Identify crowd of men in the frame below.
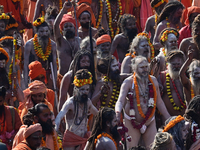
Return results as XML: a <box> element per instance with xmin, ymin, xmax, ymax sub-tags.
<box><xmin>1</xmin><ymin>0</ymin><xmax>200</xmax><ymax>149</ymax></box>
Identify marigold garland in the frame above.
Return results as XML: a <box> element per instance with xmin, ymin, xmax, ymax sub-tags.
<box><xmin>0</xmin><ymin>36</ymin><xmax>14</xmax><ymax>42</ymax></box>
<box><xmin>137</xmin><ymin>33</ymin><xmax>155</xmax><ymax>59</ymax></box>
<box><xmin>96</xmin><ymin>0</ymin><xmax>103</xmax><ymax>29</ymax></box>
<box><xmin>165</xmin><ymin>17</ymin><xmax>180</xmax><ymax>31</ymax></box>
<box><xmin>0</xmin><ymin>13</ymin><xmax>10</xmax><ymax>20</ymax></box>
<box><xmin>153</xmin><ymin>0</ymin><xmax>168</xmax><ymax>8</ymax></box>
<box><xmin>166</xmin><ymin>73</ymin><xmax>186</xmax><ymax>111</ymax></box>
<box><xmin>94</xmin><ymin>132</ymin><xmax>118</xmax><ymax>150</ymax></box>
<box><xmin>155</xmin><ymin>14</ymin><xmax>158</xmax><ymax>24</ymax></box>
<box><xmin>162</xmin><ymin>115</ymin><xmax>184</xmax><ymax>132</ymax></box>
<box><xmin>100</xmin><ymin>76</ymin><xmax>120</xmax><ymax>109</ymax></box>
<box><xmin>160</xmin><ymin>29</ymin><xmax>178</xmax><ymax>43</ymax></box>
<box><xmin>0</xmin><ymin>48</ymin><xmax>9</xmax><ymax>63</ymax></box>
<box><xmin>33</xmin><ymin>34</ymin><xmax>52</xmax><ymax>61</ymax></box>
<box><xmin>133</xmin><ymin>73</ymin><xmax>157</xmax><ymax>119</ymax></box>
<box><xmin>105</xmin><ymin>0</ymin><xmax>122</xmax><ymax>39</ymax></box>
<box><xmin>73</xmin><ymin>72</ymin><xmax>93</xmax><ymax>87</ymax></box>
<box><xmin>5</xmin><ymin>22</ymin><xmax>19</xmax><ymax>31</ymax></box>
<box><xmin>33</xmin><ymin>16</ymin><xmax>45</xmax><ymax>27</ymax></box>
<box><xmin>41</xmin><ymin>132</ymin><xmax>61</xmax><ymax>150</ymax></box>
<box><xmin>125</xmin><ymin>52</ymin><xmax>151</xmax><ymax>63</ymax></box>
<box><xmin>59</xmin><ymin>0</ymin><xmax>63</xmax><ymax>11</ymax></box>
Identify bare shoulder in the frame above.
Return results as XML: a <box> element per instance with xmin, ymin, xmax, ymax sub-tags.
<box><xmin>150</xmin><ymin>75</ymin><xmax>159</xmax><ymax>85</ymax></box>
<box><xmin>122</xmin><ymin>56</ymin><xmax>132</xmax><ymax>63</ymax></box>
<box><xmin>50</xmin><ymin>39</ymin><xmax>56</xmax><ymax>46</ymax></box>
<box><xmin>96</xmin><ymin>136</ymin><xmax>117</xmax><ymax>150</ymax></box>
<box><xmin>63</xmin><ymin>96</ymin><xmax>74</xmax><ymax>107</ymax></box>
<box><xmin>181</xmin><ymin>37</ymin><xmax>193</xmax><ymax>44</ymax></box>
<box><xmin>123</xmin><ymin>75</ymin><xmax>133</xmax><ymax>84</ymax></box>
<box><xmin>63</xmin><ymin>70</ymin><xmax>72</xmax><ymax>80</ymax></box>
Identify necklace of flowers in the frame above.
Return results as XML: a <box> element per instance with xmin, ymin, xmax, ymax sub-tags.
<box><xmin>41</xmin><ymin>132</ymin><xmax>61</xmax><ymax>150</ymax></box>
<box><xmin>125</xmin><ymin>52</ymin><xmax>151</xmax><ymax>63</ymax></box>
<box><xmin>162</xmin><ymin>48</ymin><xmax>166</xmax><ymax>57</ymax></box>
<box><xmin>96</xmin><ymin>0</ymin><xmax>103</xmax><ymax>29</ymax></box>
<box><xmin>0</xmin><ymin>36</ymin><xmax>13</xmax><ymax>42</ymax></box>
<box><xmin>155</xmin><ymin>14</ymin><xmax>158</xmax><ymax>24</ymax></box>
<box><xmin>105</xmin><ymin>0</ymin><xmax>122</xmax><ymax>39</ymax></box>
<box><xmin>33</xmin><ymin>34</ymin><xmax>52</xmax><ymax>61</ymax></box>
<box><xmin>127</xmin><ymin>73</ymin><xmax>157</xmax><ymax>130</ymax></box>
<box><xmin>166</xmin><ymin>17</ymin><xmax>180</xmax><ymax>31</ymax></box>
<box><xmin>100</xmin><ymin>76</ymin><xmax>120</xmax><ymax>109</ymax></box>
<box><xmin>59</xmin><ymin>0</ymin><xmax>62</xmax><ymax>11</ymax></box>
<box><xmin>94</xmin><ymin>132</ymin><xmax>118</xmax><ymax>150</ymax></box>
<box><xmin>166</xmin><ymin>73</ymin><xmax>186</xmax><ymax>111</ymax></box>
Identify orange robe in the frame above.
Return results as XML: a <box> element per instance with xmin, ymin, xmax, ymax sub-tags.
<box><xmin>63</xmin><ymin>130</ymin><xmax>90</xmax><ymax>150</ymax></box>
<box><xmin>13</xmin><ymin>127</ymin><xmax>59</xmax><ymax>150</ymax></box>
<box><xmin>0</xmin><ymin>0</ymin><xmax>22</xmax><ymax>22</ymax></box>
<box><xmin>46</xmin><ymin>88</ymin><xmax>55</xmax><ymax>107</ymax></box>
<box><xmin>12</xmin><ymin>140</ymin><xmax>32</xmax><ymax>150</ymax></box>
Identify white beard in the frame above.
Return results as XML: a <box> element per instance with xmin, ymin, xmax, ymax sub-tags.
<box><xmin>168</xmin><ymin>63</ymin><xmax>179</xmax><ymax>80</ymax></box>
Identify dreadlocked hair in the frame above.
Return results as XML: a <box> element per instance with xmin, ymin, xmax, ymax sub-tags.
<box><xmin>86</xmin><ymin>107</ymin><xmax>115</xmax><ymax>150</ymax></box>
<box><xmin>34</xmin><ymin>21</ymin><xmax>49</xmax><ymax>33</ymax></box>
<box><xmin>72</xmin><ymin>50</ymin><xmax>96</xmax><ymax>85</ymax></box>
<box><xmin>118</xmin><ymin>14</ymin><xmax>136</xmax><ymax>33</ymax></box>
<box><xmin>184</xmin><ymin>95</ymin><xmax>200</xmax><ymax>123</ymax></box>
<box><xmin>28</xmin><ymin>103</ymin><xmax>49</xmax><ymax>117</ymax></box>
<box><xmin>22</xmin><ymin>112</ymin><xmax>34</xmax><ymax>127</ymax></box>
<box><xmin>94</xmin><ymin>27</ymin><xmax>108</xmax><ymax>38</ymax></box>
<box><xmin>192</xmin><ymin>14</ymin><xmax>200</xmax><ymax>36</ymax></box>
<box><xmin>45</xmin><ymin>5</ymin><xmax>59</xmax><ymax>20</ymax></box>
<box><xmin>157</xmin><ymin>1</ymin><xmax>184</xmax><ymax>26</ymax></box>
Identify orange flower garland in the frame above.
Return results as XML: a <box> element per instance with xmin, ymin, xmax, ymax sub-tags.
<box><xmin>133</xmin><ymin>72</ymin><xmax>157</xmax><ymax>119</ymax></box>
<box><xmin>137</xmin><ymin>32</ymin><xmax>155</xmax><ymax>59</ymax></box>
<box><xmin>105</xmin><ymin>0</ymin><xmax>122</xmax><ymax>39</ymax></box>
<box><xmin>33</xmin><ymin>16</ymin><xmax>45</xmax><ymax>27</ymax></box>
<box><xmin>33</xmin><ymin>34</ymin><xmax>52</xmax><ymax>61</ymax></box>
<box><xmin>5</xmin><ymin>22</ymin><xmax>19</xmax><ymax>31</ymax></box>
<box><xmin>125</xmin><ymin>52</ymin><xmax>136</xmax><ymax>58</ymax></box>
<box><xmin>73</xmin><ymin>72</ymin><xmax>93</xmax><ymax>87</ymax></box>
<box><xmin>162</xmin><ymin>115</ymin><xmax>184</xmax><ymax>132</ymax></box>
<box><xmin>59</xmin><ymin>0</ymin><xmax>63</xmax><ymax>11</ymax></box>
<box><xmin>94</xmin><ymin>132</ymin><xmax>117</xmax><ymax>150</ymax></box>
<box><xmin>162</xmin><ymin>48</ymin><xmax>166</xmax><ymax>57</ymax></box>
<box><xmin>166</xmin><ymin>17</ymin><xmax>179</xmax><ymax>31</ymax></box>
<box><xmin>41</xmin><ymin>132</ymin><xmax>61</xmax><ymax>150</ymax></box>
<box><xmin>96</xmin><ymin>0</ymin><xmax>103</xmax><ymax>29</ymax></box>
<box><xmin>0</xmin><ymin>13</ymin><xmax>10</xmax><ymax>20</ymax></box>
<box><xmin>0</xmin><ymin>36</ymin><xmax>14</xmax><ymax>42</ymax></box>
<box><xmin>160</xmin><ymin>29</ymin><xmax>178</xmax><ymax>43</ymax></box>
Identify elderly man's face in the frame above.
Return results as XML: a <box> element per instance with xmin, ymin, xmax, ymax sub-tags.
<box><xmin>37</xmin><ymin>26</ymin><xmax>50</xmax><ymax>38</ymax></box>
<box><xmin>136</xmin><ymin>40</ymin><xmax>150</xmax><ymax>59</ymax></box>
<box><xmin>165</xmin><ymin>33</ymin><xmax>178</xmax><ymax>51</ymax></box>
<box><xmin>192</xmin><ymin>65</ymin><xmax>200</xmax><ymax>79</ymax></box>
<box><xmin>79</xmin><ymin>55</ymin><xmax>90</xmax><ymax>69</ymax></box>
<box><xmin>31</xmin><ymin>93</ymin><xmax>45</xmax><ymax>105</ymax></box>
<box><xmin>79</xmin><ymin>12</ymin><xmax>91</xmax><ymax>29</ymax></box>
<box><xmin>97</xmin><ymin>42</ymin><xmax>111</xmax><ymax>58</ymax></box>
<box><xmin>135</xmin><ymin>59</ymin><xmax>149</xmax><ymax>79</ymax></box>
<box><xmin>0</xmin><ymin>60</ymin><xmax>6</xmax><ymax>68</ymax></box>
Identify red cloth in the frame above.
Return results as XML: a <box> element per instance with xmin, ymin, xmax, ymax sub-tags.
<box><xmin>140</xmin><ymin>0</ymin><xmax>153</xmax><ymax>31</ymax></box>
<box><xmin>62</xmin><ymin>130</ymin><xmax>90</xmax><ymax>150</ymax></box>
<box><xmin>28</xmin><ymin>61</ymin><xmax>47</xmax><ymax>84</ymax></box>
<box><xmin>77</xmin><ymin>0</ymin><xmax>92</xmax><ymax>5</ymax></box>
<box><xmin>96</xmin><ymin>34</ymin><xmax>111</xmax><ymax>46</ymax></box>
<box><xmin>59</xmin><ymin>14</ymin><xmax>76</xmax><ymax>31</ymax></box>
<box><xmin>76</xmin><ymin>3</ymin><xmax>96</xmax><ymax>27</ymax></box>
<box><xmin>185</xmin><ymin>6</ymin><xmax>200</xmax><ymax>25</ymax></box>
<box><xmin>178</xmin><ymin>25</ymin><xmax>191</xmax><ymax>46</ymax></box>
<box><xmin>0</xmin><ymin>0</ymin><xmax>21</xmax><ymax>22</ymax></box>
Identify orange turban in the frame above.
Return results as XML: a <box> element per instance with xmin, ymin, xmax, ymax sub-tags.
<box><xmin>96</xmin><ymin>34</ymin><xmax>111</xmax><ymax>46</ymax></box>
<box><xmin>28</xmin><ymin>61</ymin><xmax>47</xmax><ymax>83</ymax></box>
<box><xmin>77</xmin><ymin>0</ymin><xmax>92</xmax><ymax>5</ymax></box>
<box><xmin>185</xmin><ymin>6</ymin><xmax>200</xmax><ymax>26</ymax></box>
<box><xmin>28</xmin><ymin>80</ymin><xmax>47</xmax><ymax>95</ymax></box>
<box><xmin>76</xmin><ymin>3</ymin><xmax>96</xmax><ymax>27</ymax></box>
<box><xmin>24</xmin><ymin>123</ymin><xmax>42</xmax><ymax>139</ymax></box>
<box><xmin>59</xmin><ymin>14</ymin><xmax>76</xmax><ymax>31</ymax></box>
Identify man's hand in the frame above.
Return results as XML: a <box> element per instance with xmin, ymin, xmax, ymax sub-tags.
<box><xmin>101</xmin><ymin>83</ymin><xmax>110</xmax><ymax>94</ymax></box>
<box><xmin>188</xmin><ymin>46</ymin><xmax>194</xmax><ymax>60</ymax></box>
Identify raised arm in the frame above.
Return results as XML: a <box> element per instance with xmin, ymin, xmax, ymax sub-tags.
<box><xmin>110</xmin><ymin>35</ymin><xmax>120</xmax><ymax>55</ymax></box>
<box><xmin>153</xmin><ymin>76</ymin><xmax>170</xmax><ymax>121</ymax></box>
<box><xmin>24</xmin><ymin>41</ymin><xmax>32</xmax><ymax>88</ymax></box>
<box><xmin>51</xmin><ymin>41</ymin><xmax>57</xmax><ymax>87</ymax></box>
<box><xmin>54</xmin><ymin>1</ymin><xmax>72</xmax><ymax>42</ymax></box>
<box><xmin>115</xmin><ymin>78</ymin><xmax>130</xmax><ymax>121</ymax></box>
<box><xmin>153</xmin><ymin>23</ymin><xmax>166</xmax><ymax>50</ymax></box>
<box><xmin>91</xmin><ymin>81</ymin><xmax>103</xmax><ymax>105</ymax></box>
<box><xmin>58</xmin><ymin>71</ymin><xmax>71</xmax><ymax>111</ymax></box>
<box><xmin>179</xmin><ymin>48</ymin><xmax>194</xmax><ymax>90</ymax></box>
<box><xmin>55</xmin><ymin>98</ymin><xmax>73</xmax><ymax>132</ymax></box>
<box><xmin>121</xmin><ymin>56</ymin><xmax>131</xmax><ymax>73</ymax></box>
<box><xmin>33</xmin><ymin>0</ymin><xmax>43</xmax><ymax>22</ymax></box>
<box><xmin>88</xmin><ymin>99</ymin><xmax>98</xmax><ymax>116</ymax></box>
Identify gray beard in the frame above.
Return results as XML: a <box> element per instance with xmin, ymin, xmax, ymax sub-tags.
<box><xmin>190</xmin><ymin>76</ymin><xmax>200</xmax><ymax>95</ymax></box>
<box><xmin>37</xmin><ymin>36</ymin><xmax>49</xmax><ymax>50</ymax></box>
<box><xmin>168</xmin><ymin>64</ymin><xmax>179</xmax><ymax>80</ymax></box>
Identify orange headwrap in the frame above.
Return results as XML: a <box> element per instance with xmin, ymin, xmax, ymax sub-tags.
<box><xmin>185</xmin><ymin>6</ymin><xmax>200</xmax><ymax>26</ymax></box>
<box><xmin>96</xmin><ymin>34</ymin><xmax>111</xmax><ymax>46</ymax></box>
<box><xmin>76</xmin><ymin>3</ymin><xmax>96</xmax><ymax>27</ymax></box>
<box><xmin>24</xmin><ymin>123</ymin><xmax>42</xmax><ymax>139</ymax></box>
<box><xmin>28</xmin><ymin>61</ymin><xmax>47</xmax><ymax>84</ymax></box>
<box><xmin>28</xmin><ymin>80</ymin><xmax>47</xmax><ymax>95</ymax></box>
<box><xmin>77</xmin><ymin>0</ymin><xmax>92</xmax><ymax>5</ymax></box>
<box><xmin>59</xmin><ymin>14</ymin><xmax>76</xmax><ymax>31</ymax></box>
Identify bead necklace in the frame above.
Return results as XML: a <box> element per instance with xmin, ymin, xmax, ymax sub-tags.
<box><xmin>166</xmin><ymin>17</ymin><xmax>180</xmax><ymax>31</ymax></box>
<box><xmin>33</xmin><ymin>34</ymin><xmax>52</xmax><ymax>61</ymax></box>
<box><xmin>96</xmin><ymin>0</ymin><xmax>103</xmax><ymax>28</ymax></box>
<box><xmin>100</xmin><ymin>76</ymin><xmax>120</xmax><ymax>109</ymax></box>
<box><xmin>105</xmin><ymin>0</ymin><xmax>122</xmax><ymax>38</ymax></box>
<box><xmin>166</xmin><ymin>73</ymin><xmax>186</xmax><ymax>111</ymax></box>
